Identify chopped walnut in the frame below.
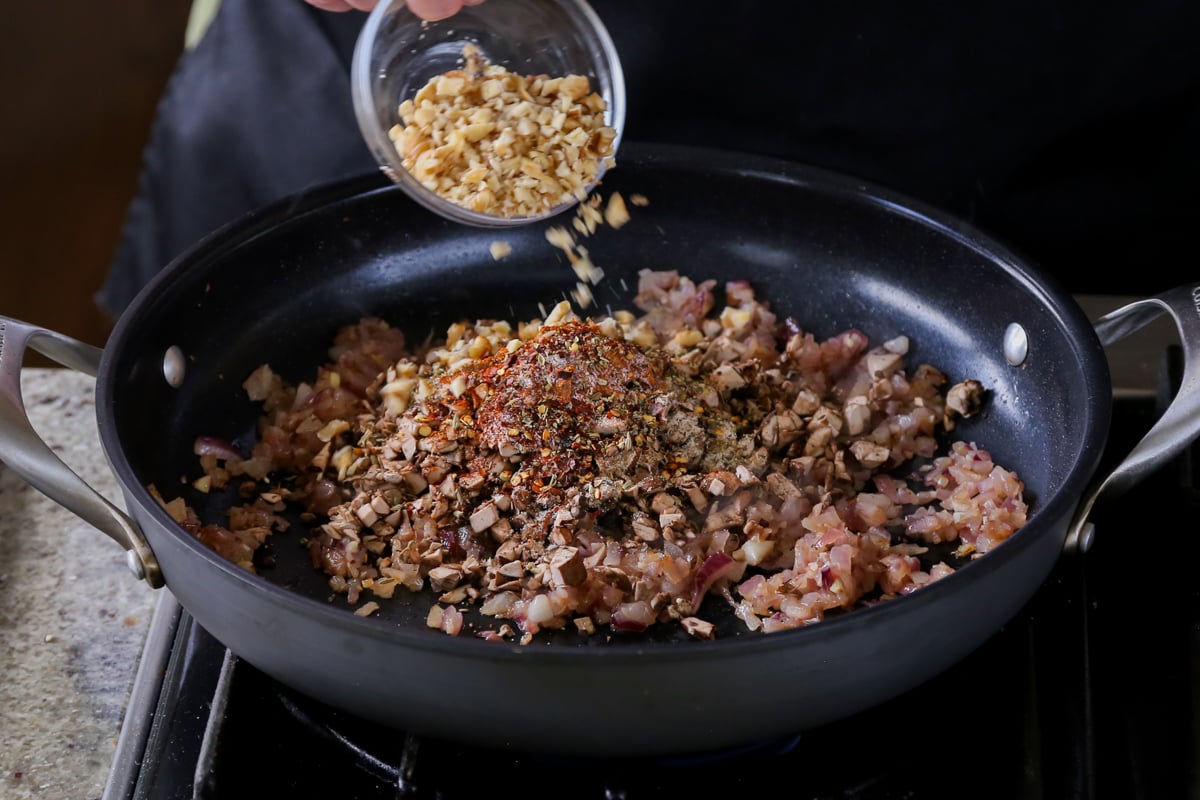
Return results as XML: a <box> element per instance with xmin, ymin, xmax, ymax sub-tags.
<box><xmin>681</xmin><ymin>617</ymin><xmax>716</xmax><ymax>639</ymax></box>
<box><xmin>354</xmin><ymin>601</ymin><xmax>381</xmax><ymax>617</ymax></box>
<box><xmin>603</xmin><ymin>192</ymin><xmax>630</xmax><ymax>228</ymax></box>
<box><xmin>390</xmin><ymin>45</ymin><xmax>616</xmax><ymax>218</ymax></box>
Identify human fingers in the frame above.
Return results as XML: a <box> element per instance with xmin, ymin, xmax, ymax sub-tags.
<box><xmin>304</xmin><ymin>0</ymin><xmax>379</xmax><ymax>11</ymax></box>
<box><xmin>406</xmin><ymin>0</ymin><xmax>466</xmax><ymax>21</ymax></box>
<box><xmin>306</xmin><ymin>0</ymin><xmax>474</xmax><ymax>17</ymax></box>
<box><xmin>304</xmin><ymin>0</ymin><xmax>358</xmax><ymax>11</ymax></box>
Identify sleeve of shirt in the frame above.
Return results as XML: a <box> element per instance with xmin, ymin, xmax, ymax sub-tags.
<box><xmin>96</xmin><ymin>0</ymin><xmax>375</xmax><ymax>318</ymax></box>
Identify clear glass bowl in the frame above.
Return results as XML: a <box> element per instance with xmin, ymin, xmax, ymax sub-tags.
<box><xmin>351</xmin><ymin>0</ymin><xmax>626</xmax><ymax>228</ymax></box>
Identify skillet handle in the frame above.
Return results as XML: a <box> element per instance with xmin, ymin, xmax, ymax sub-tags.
<box><xmin>1063</xmin><ymin>284</ymin><xmax>1200</xmax><ymax>554</ymax></box>
<box><xmin>0</xmin><ymin>316</ymin><xmax>163</xmax><ymax>586</ymax></box>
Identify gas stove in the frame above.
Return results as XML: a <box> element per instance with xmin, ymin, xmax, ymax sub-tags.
<box><xmin>102</xmin><ymin>297</ymin><xmax>1200</xmax><ymax>800</ymax></box>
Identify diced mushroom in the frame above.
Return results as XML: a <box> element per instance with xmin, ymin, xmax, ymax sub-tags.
<box><xmin>711</xmin><ymin>364</ymin><xmax>747</xmax><ymax>391</ymax></box>
<box><xmin>765</xmin><ymin>472</ymin><xmax>802</xmax><ymax>499</ymax></box>
<box><xmin>469</xmin><ymin>501</ymin><xmax>499</xmax><ymax>532</ymax></box>
<box><xmin>760</xmin><ymin>410</ymin><xmax>804</xmax><ymax>451</ymax></box>
<box><xmin>649</xmin><ymin>492</ymin><xmax>679</xmax><ymax>515</ymax></box>
<box><xmin>843</xmin><ymin>396</ymin><xmax>873</xmax><ymax>436</ymax></box>
<box><xmin>850</xmin><ymin>440</ymin><xmax>891</xmax><ymax>469</ymax></box>
<box><xmin>658</xmin><ymin>509</ymin><xmax>686</xmax><ymax>532</ymax></box>
<box><xmin>705</xmin><ymin>470</ymin><xmax>741</xmax><ymax>497</ymax></box>
<box><xmin>548</xmin><ymin>547</ymin><xmax>587</xmax><ymax>588</ymax></box>
<box><xmin>791</xmin><ymin>389</ymin><xmax>821</xmax><ymax>415</ymax></box>
<box><xmin>489</xmin><ymin>517</ymin><xmax>514</xmax><ymax>543</ymax></box>
<box><xmin>428</xmin><ymin>565</ymin><xmax>463</xmax><ymax>592</ymax></box>
<box><xmin>704</xmin><ymin>491</ymin><xmax>753</xmax><ymax>533</ymax></box>
<box><xmin>630</xmin><ymin>512</ymin><xmax>660</xmax><ymax>542</ymax></box>
<box><xmin>355</xmin><ymin>503</ymin><xmax>379</xmax><ymax>527</ymax></box>
<box><xmin>866</xmin><ymin>351</ymin><xmax>904</xmax><ymax>378</ymax></box>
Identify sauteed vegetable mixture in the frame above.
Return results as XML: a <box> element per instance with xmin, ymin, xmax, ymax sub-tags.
<box><xmin>157</xmin><ymin>270</ymin><xmax>1027</xmax><ymax>643</ymax></box>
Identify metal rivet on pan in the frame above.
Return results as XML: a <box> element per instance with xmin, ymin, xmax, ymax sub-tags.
<box><xmin>163</xmin><ymin>345</ymin><xmax>186</xmax><ymax>388</ymax></box>
<box><xmin>1076</xmin><ymin>522</ymin><xmax>1096</xmax><ymax>554</ymax></box>
<box><xmin>125</xmin><ymin>549</ymin><xmax>146</xmax><ymax>580</ymax></box>
<box><xmin>1003</xmin><ymin>323</ymin><xmax>1028</xmax><ymax>366</ymax></box>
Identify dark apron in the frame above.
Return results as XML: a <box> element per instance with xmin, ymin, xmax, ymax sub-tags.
<box><xmin>97</xmin><ymin>0</ymin><xmax>1200</xmax><ymax>316</ymax></box>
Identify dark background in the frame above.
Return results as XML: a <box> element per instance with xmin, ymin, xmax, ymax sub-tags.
<box><xmin>5</xmin><ymin>1</ymin><xmax>1198</xmax><ymax>362</ymax></box>
<box><xmin>1</xmin><ymin>2</ymin><xmax>191</xmax><ymax>358</ymax></box>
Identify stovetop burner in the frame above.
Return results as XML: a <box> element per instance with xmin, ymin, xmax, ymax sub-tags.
<box><xmin>104</xmin><ymin>329</ymin><xmax>1200</xmax><ymax>800</ymax></box>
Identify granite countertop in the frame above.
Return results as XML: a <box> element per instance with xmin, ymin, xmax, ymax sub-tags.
<box><xmin>0</xmin><ymin>369</ymin><xmax>157</xmax><ymax>800</ymax></box>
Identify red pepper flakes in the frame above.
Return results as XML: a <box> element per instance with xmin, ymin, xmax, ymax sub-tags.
<box><xmin>469</xmin><ymin>320</ymin><xmax>663</xmax><ymax>487</ymax></box>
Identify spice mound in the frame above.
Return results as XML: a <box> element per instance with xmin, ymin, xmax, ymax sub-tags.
<box><xmin>390</xmin><ymin>46</ymin><xmax>617</xmax><ymax>218</ymax></box>
<box><xmin>471</xmin><ymin>319</ymin><xmax>667</xmax><ymax>488</ymax></box>
<box><xmin>163</xmin><ymin>270</ymin><xmax>1028</xmax><ymax>644</ymax></box>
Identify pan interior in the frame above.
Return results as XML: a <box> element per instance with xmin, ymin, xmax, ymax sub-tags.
<box><xmin>101</xmin><ymin>144</ymin><xmax>1109</xmax><ymax>646</ymax></box>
